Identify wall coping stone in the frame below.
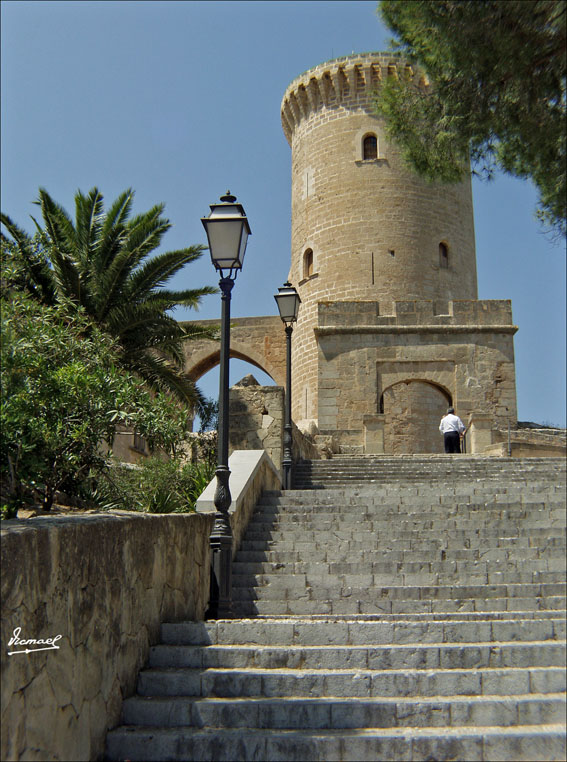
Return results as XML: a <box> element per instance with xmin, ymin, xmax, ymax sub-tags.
<box><xmin>315</xmin><ymin>325</ymin><xmax>518</xmax><ymax>335</ymax></box>
<box><xmin>196</xmin><ymin>450</ymin><xmax>281</xmax><ymax>514</ymax></box>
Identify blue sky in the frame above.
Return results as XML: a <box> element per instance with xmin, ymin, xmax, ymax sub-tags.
<box><xmin>1</xmin><ymin>0</ymin><xmax>565</xmax><ymax>426</ymax></box>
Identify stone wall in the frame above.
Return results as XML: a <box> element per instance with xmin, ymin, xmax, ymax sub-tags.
<box><xmin>1</xmin><ymin>511</ymin><xmax>213</xmax><ymax>761</ymax></box>
<box><xmin>315</xmin><ymin>300</ymin><xmax>518</xmax><ymax>454</ymax></box>
<box><xmin>196</xmin><ymin>449</ymin><xmax>282</xmax><ymax>557</ymax></box>
<box><xmin>228</xmin><ymin>380</ymin><xmax>285</xmax><ymax>470</ymax></box>
<box><xmin>227</xmin><ymin>378</ymin><xmax>322</xmax><ymax>470</ymax></box>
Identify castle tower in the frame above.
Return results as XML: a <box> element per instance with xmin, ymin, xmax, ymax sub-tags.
<box><xmin>281</xmin><ymin>54</ymin><xmax>517</xmax><ymax>453</ymax></box>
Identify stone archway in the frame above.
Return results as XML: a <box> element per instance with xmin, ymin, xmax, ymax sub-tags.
<box><xmin>181</xmin><ymin>316</ymin><xmax>286</xmax><ymax>386</ymax></box>
<box><xmin>381</xmin><ymin>380</ymin><xmax>451</xmax><ymax>454</ymax></box>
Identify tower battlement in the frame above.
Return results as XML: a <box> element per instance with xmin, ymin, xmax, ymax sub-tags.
<box><xmin>281</xmin><ymin>52</ymin><xmax>425</xmax><ymax>144</ymax></box>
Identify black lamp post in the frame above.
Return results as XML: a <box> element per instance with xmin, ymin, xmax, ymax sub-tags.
<box><xmin>274</xmin><ymin>282</ymin><xmax>301</xmax><ymax>490</ymax></box>
<box><xmin>201</xmin><ymin>191</ymin><xmax>251</xmax><ymax>619</ymax></box>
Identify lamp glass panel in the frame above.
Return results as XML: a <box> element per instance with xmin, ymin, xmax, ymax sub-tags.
<box><xmin>205</xmin><ymin>218</ymin><xmax>245</xmax><ymax>269</ymax></box>
<box><xmin>238</xmin><ymin>227</ymin><xmax>249</xmax><ymax>267</ymax></box>
<box><xmin>275</xmin><ymin>292</ymin><xmax>300</xmax><ymax>321</ymax></box>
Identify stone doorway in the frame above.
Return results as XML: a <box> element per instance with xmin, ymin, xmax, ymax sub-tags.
<box><xmin>382</xmin><ymin>380</ymin><xmax>451</xmax><ymax>454</ymax></box>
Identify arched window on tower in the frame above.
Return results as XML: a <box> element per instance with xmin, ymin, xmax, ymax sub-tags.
<box><xmin>363</xmin><ymin>134</ymin><xmax>378</xmax><ymax>160</ymax></box>
<box><xmin>303</xmin><ymin>248</ymin><xmax>314</xmax><ymax>278</ymax></box>
<box><xmin>439</xmin><ymin>242</ymin><xmax>449</xmax><ymax>269</ymax></box>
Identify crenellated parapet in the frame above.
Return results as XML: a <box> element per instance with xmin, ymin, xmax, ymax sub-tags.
<box><xmin>281</xmin><ymin>52</ymin><xmax>424</xmax><ymax>144</ymax></box>
<box><xmin>317</xmin><ymin>300</ymin><xmax>517</xmax><ymax>331</ymax></box>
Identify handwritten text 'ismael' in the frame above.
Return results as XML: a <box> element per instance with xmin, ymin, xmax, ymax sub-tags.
<box><xmin>7</xmin><ymin>627</ymin><xmax>62</xmax><ymax>655</ymax></box>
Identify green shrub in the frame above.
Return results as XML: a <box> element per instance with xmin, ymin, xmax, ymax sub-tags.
<box><xmin>0</xmin><ymin>292</ymin><xmax>191</xmax><ymax>512</ymax></box>
<box><xmin>95</xmin><ymin>455</ymin><xmax>216</xmax><ymax>514</ymax></box>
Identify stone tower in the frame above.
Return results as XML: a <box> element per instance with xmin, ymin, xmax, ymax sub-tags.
<box><xmin>281</xmin><ymin>53</ymin><xmax>518</xmax><ymax>453</ymax></box>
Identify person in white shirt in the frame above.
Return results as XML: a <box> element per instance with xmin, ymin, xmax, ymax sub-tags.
<box><xmin>439</xmin><ymin>407</ymin><xmax>466</xmax><ymax>453</ymax></box>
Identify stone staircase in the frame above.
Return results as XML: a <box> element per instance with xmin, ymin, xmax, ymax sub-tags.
<box><xmin>106</xmin><ymin>456</ymin><xmax>566</xmax><ymax>761</ymax></box>
<box><xmin>292</xmin><ymin>454</ymin><xmax>566</xmax><ymax>489</ymax></box>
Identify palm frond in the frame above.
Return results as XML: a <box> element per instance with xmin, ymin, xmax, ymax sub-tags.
<box><xmin>35</xmin><ymin>189</ymin><xmax>85</xmax><ymax>305</ymax></box>
<box><xmin>106</xmin><ymin>301</ymin><xmax>185</xmax><ymax>340</ymax></box>
<box><xmin>178</xmin><ymin>322</ymin><xmax>220</xmax><ymax>342</ymax></box>
<box><xmin>0</xmin><ymin>213</ymin><xmax>57</xmax><ymax>304</ymax></box>
<box><xmin>100</xmin><ymin>189</ymin><xmax>134</xmax><ymax>243</ymax></box>
<box><xmin>124</xmin><ymin>245</ymin><xmax>208</xmax><ymax>301</ymax></box>
<box><xmin>96</xmin><ymin>189</ymin><xmax>133</xmax><ymax>273</ymax></box>
<box><xmin>135</xmin><ymin>285</ymin><xmax>218</xmax><ymax>313</ymax></box>
<box><xmin>123</xmin><ymin>216</ymin><xmax>172</xmax><ymax>265</ymax></box>
<box><xmin>125</xmin><ymin>350</ymin><xmax>205</xmax><ymax>408</ymax></box>
<box><xmin>36</xmin><ymin>188</ymin><xmax>77</xmax><ymax>257</ymax></box>
<box><xmin>74</xmin><ymin>187</ymin><xmax>104</xmax><ymax>271</ymax></box>
<box><xmin>96</xmin><ymin>214</ymin><xmax>172</xmax><ymax>317</ymax></box>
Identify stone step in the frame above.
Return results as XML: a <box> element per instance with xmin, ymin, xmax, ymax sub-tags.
<box><xmin>293</xmin><ymin>466</ymin><xmax>565</xmax><ymax>472</ymax></box>
<box><xmin>254</xmin><ymin>502</ymin><xmax>565</xmax><ymax>516</ymax></box>
<box><xmin>240</xmin><ymin>532</ymin><xmax>567</xmax><ymax>547</ymax></box>
<box><xmin>237</xmin><ymin>538</ymin><xmax>566</xmax><ymax>554</ymax></box>
<box><xmin>293</xmin><ymin>478</ymin><xmax>565</xmax><ymax>491</ymax></box>
<box><xmin>232</xmin><ymin>571</ymin><xmax>566</xmax><ymax>588</ymax></box>
<box><xmin>146</xmin><ymin>641</ymin><xmax>566</xmax><ymax>671</ymax></box>
<box><xmin>106</xmin><ymin>723</ymin><xmax>567</xmax><ymax>762</ymax></box>
<box><xmin>292</xmin><ymin>457</ymin><xmax>566</xmax><ymax>468</ymax></box>
<box><xmin>292</xmin><ymin>463</ymin><xmax>565</xmax><ymax>473</ymax></box>
<box><xmin>232</xmin><ymin>561</ymin><xmax>566</xmax><ymax>579</ymax></box>
<box><xmin>247</xmin><ymin>511</ymin><xmax>565</xmax><ymax>537</ymax></box>
<box><xmin>236</xmin><ymin>552</ymin><xmax>567</xmax><ymax>567</ymax></box>
<box><xmin>293</xmin><ymin>480</ymin><xmax>564</xmax><ymax>491</ymax></box>
<box><xmin>121</xmin><ymin>693</ymin><xmax>566</xmax><ymax>729</ymax></box>
<box><xmin>291</xmin><ymin>469</ymin><xmax>565</xmax><ymax>478</ymax></box>
<box><xmin>232</xmin><ymin>597</ymin><xmax>567</xmax><ymax>617</ymax></box>
<box><xmin>259</xmin><ymin>489</ymin><xmax>565</xmax><ymax>504</ymax></box>
<box><xmin>260</xmin><ymin>504</ymin><xmax>566</xmax><ymax>517</ymax></box>
<box><xmin>235</xmin><ymin>546</ymin><xmax>567</xmax><ymax>564</ymax></box>
<box><xmin>160</xmin><ymin>615</ymin><xmax>566</xmax><ymax>646</ymax></box>
<box><xmin>231</xmin><ymin>579</ymin><xmax>566</xmax><ymax>599</ymax></box>
<box><xmin>241</xmin><ymin>525</ymin><xmax>565</xmax><ymax>542</ymax></box>
<box><xmin>136</xmin><ymin>665</ymin><xmax>565</xmax><ymax>698</ymax></box>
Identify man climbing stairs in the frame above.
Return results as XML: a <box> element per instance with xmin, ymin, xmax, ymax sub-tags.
<box><xmin>106</xmin><ymin>456</ymin><xmax>566</xmax><ymax>761</ymax></box>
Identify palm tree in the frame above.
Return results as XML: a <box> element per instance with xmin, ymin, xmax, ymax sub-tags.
<box><xmin>1</xmin><ymin>187</ymin><xmax>218</xmax><ymax>409</ymax></box>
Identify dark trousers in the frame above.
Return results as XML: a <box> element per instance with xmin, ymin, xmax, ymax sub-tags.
<box><xmin>444</xmin><ymin>431</ymin><xmax>461</xmax><ymax>454</ymax></box>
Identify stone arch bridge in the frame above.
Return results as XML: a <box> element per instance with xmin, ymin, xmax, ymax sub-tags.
<box><xmin>181</xmin><ymin>317</ymin><xmax>286</xmax><ymax>387</ymax></box>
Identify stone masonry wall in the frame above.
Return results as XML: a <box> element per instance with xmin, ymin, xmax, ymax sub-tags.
<box><xmin>316</xmin><ymin>300</ymin><xmax>518</xmax><ymax>453</ymax></box>
<box><xmin>229</xmin><ymin>382</ymin><xmax>284</xmax><ymax>470</ymax></box>
<box><xmin>228</xmin><ymin>380</ymin><xmax>320</xmax><ymax>471</ymax></box>
<box><xmin>1</xmin><ymin>512</ymin><xmax>213</xmax><ymax>761</ymax></box>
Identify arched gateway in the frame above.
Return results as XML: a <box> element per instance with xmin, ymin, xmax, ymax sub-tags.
<box><xmin>181</xmin><ymin>316</ymin><xmax>286</xmax><ymax>388</ymax></box>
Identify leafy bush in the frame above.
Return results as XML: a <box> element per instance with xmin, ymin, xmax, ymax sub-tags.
<box><xmin>1</xmin><ymin>292</ymin><xmax>191</xmax><ymax>512</ymax></box>
<box><xmin>95</xmin><ymin>456</ymin><xmax>216</xmax><ymax>514</ymax></box>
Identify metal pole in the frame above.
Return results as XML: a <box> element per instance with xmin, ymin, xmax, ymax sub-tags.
<box><xmin>282</xmin><ymin>324</ymin><xmax>293</xmax><ymax>490</ymax></box>
<box><xmin>206</xmin><ymin>275</ymin><xmax>234</xmax><ymax>619</ymax></box>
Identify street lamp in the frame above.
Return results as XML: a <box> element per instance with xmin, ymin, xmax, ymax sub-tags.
<box><xmin>274</xmin><ymin>281</ymin><xmax>301</xmax><ymax>490</ymax></box>
<box><xmin>201</xmin><ymin>191</ymin><xmax>251</xmax><ymax>619</ymax></box>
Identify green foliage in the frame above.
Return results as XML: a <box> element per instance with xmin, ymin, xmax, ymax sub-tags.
<box><xmin>1</xmin><ymin>187</ymin><xmax>220</xmax><ymax>410</ymax></box>
<box><xmin>198</xmin><ymin>397</ymin><xmax>219</xmax><ymax>432</ymax></box>
<box><xmin>95</xmin><ymin>455</ymin><xmax>217</xmax><ymax>514</ymax></box>
<box><xmin>0</xmin><ymin>291</ymin><xmax>190</xmax><ymax>512</ymax></box>
<box><xmin>376</xmin><ymin>0</ymin><xmax>566</xmax><ymax>236</ymax></box>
